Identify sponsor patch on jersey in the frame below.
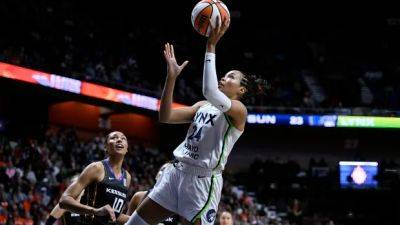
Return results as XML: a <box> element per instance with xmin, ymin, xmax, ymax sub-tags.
<box><xmin>206</xmin><ymin>209</ymin><xmax>216</xmax><ymax>223</ymax></box>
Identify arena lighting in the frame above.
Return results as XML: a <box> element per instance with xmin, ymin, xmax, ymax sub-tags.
<box><xmin>339</xmin><ymin>161</ymin><xmax>378</xmax><ymax>189</ymax></box>
<box><xmin>3</xmin><ymin>62</ymin><xmax>400</xmax><ymax>128</ymax></box>
<box><xmin>339</xmin><ymin>161</ymin><xmax>378</xmax><ymax>166</ymax></box>
<box><xmin>0</xmin><ymin>62</ymin><xmax>186</xmax><ymax>111</ymax></box>
<box><xmin>247</xmin><ymin>113</ymin><xmax>400</xmax><ymax>128</ymax></box>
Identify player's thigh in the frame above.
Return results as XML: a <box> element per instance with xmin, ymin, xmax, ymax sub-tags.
<box><xmin>136</xmin><ymin>197</ymin><xmax>174</xmax><ymax>225</ymax></box>
<box><xmin>178</xmin><ymin>174</ymin><xmax>222</xmax><ymax>225</ymax></box>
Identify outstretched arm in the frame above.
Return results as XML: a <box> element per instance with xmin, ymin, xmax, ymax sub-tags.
<box><xmin>159</xmin><ymin>43</ymin><xmax>206</xmax><ymax>123</ymax></box>
<box><xmin>203</xmin><ymin>17</ymin><xmax>247</xmax><ymax>131</ymax></box>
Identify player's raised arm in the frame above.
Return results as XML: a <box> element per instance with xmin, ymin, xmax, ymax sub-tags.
<box><xmin>159</xmin><ymin>43</ymin><xmax>205</xmax><ymax>123</ymax></box>
<box><xmin>202</xmin><ymin>17</ymin><xmax>232</xmax><ymax>113</ymax></box>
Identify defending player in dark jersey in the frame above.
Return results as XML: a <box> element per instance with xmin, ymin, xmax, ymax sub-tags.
<box><xmin>59</xmin><ymin>131</ymin><xmax>131</xmax><ymax>225</ymax></box>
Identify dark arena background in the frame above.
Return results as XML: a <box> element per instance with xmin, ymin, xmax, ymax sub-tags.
<box><xmin>1</xmin><ymin>1</ymin><xmax>399</xmax><ymax>225</ymax></box>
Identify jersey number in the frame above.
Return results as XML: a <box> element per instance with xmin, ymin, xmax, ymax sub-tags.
<box><xmin>188</xmin><ymin>125</ymin><xmax>203</xmax><ymax>142</ymax></box>
<box><xmin>112</xmin><ymin>197</ymin><xmax>124</xmax><ymax>213</ymax></box>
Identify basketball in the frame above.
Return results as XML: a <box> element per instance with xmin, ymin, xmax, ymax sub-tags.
<box><xmin>191</xmin><ymin>0</ymin><xmax>230</xmax><ymax>37</ymax></box>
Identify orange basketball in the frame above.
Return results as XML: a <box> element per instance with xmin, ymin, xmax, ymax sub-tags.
<box><xmin>191</xmin><ymin>0</ymin><xmax>230</xmax><ymax>37</ymax></box>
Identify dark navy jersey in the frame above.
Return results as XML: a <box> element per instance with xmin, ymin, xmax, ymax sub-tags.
<box><xmin>80</xmin><ymin>159</ymin><xmax>128</xmax><ymax>225</ymax></box>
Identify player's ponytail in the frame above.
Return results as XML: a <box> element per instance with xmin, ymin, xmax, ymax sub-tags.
<box><xmin>239</xmin><ymin>72</ymin><xmax>270</xmax><ymax>99</ymax></box>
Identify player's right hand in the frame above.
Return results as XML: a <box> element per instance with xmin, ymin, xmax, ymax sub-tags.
<box><xmin>94</xmin><ymin>205</ymin><xmax>116</xmax><ymax>222</ymax></box>
<box><xmin>163</xmin><ymin>42</ymin><xmax>189</xmax><ymax>79</ymax></box>
<box><xmin>207</xmin><ymin>16</ymin><xmax>230</xmax><ymax>47</ymax></box>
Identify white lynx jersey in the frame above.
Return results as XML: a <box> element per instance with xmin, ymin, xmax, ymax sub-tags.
<box><xmin>173</xmin><ymin>102</ymin><xmax>243</xmax><ymax>171</ymax></box>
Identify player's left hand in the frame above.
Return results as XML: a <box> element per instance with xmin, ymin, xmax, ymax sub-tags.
<box><xmin>163</xmin><ymin>43</ymin><xmax>189</xmax><ymax>79</ymax></box>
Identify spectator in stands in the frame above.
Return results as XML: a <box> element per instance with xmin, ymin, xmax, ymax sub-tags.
<box><xmin>287</xmin><ymin>199</ymin><xmax>303</xmax><ymax>225</ymax></box>
<box><xmin>219</xmin><ymin>211</ymin><xmax>234</xmax><ymax>225</ymax></box>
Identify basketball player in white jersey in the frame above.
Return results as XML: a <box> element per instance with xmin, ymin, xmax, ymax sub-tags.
<box><xmin>125</xmin><ymin>17</ymin><xmax>268</xmax><ymax>225</ymax></box>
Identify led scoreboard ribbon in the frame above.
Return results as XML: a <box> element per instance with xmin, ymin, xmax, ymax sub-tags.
<box><xmin>2</xmin><ymin>62</ymin><xmax>400</xmax><ymax>128</ymax></box>
<box><xmin>247</xmin><ymin>114</ymin><xmax>400</xmax><ymax>128</ymax></box>
<box><xmin>0</xmin><ymin>62</ymin><xmax>185</xmax><ymax>110</ymax></box>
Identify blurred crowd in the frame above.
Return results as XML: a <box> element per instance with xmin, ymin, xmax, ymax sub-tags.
<box><xmin>0</xmin><ymin>127</ymin><xmax>162</xmax><ymax>224</ymax></box>
<box><xmin>1</xmin><ymin>1</ymin><xmax>400</xmax><ymax>112</ymax></box>
<box><xmin>0</xmin><ymin>127</ymin><xmax>281</xmax><ymax>225</ymax></box>
<box><xmin>1</xmin><ymin>126</ymin><xmax>398</xmax><ymax>225</ymax></box>
<box><xmin>237</xmin><ymin>157</ymin><xmax>399</xmax><ymax>225</ymax></box>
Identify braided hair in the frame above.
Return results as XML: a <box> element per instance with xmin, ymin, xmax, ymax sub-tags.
<box><xmin>239</xmin><ymin>71</ymin><xmax>270</xmax><ymax>100</ymax></box>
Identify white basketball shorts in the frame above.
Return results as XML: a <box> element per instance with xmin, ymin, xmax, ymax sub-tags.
<box><xmin>148</xmin><ymin>163</ymin><xmax>223</xmax><ymax>225</ymax></box>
